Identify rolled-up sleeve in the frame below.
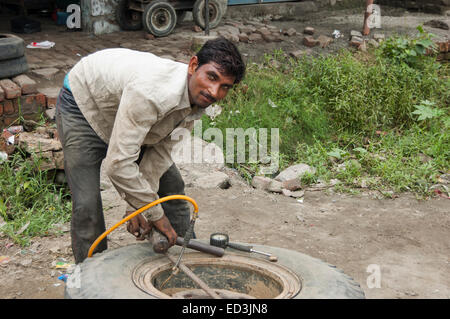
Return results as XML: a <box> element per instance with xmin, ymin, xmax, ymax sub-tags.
<box><xmin>103</xmin><ymin>84</ymin><xmax>165</xmax><ymax>221</ymax></box>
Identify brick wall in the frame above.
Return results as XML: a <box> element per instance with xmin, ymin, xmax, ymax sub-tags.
<box><xmin>0</xmin><ymin>76</ymin><xmax>50</xmax><ymax>130</ymax></box>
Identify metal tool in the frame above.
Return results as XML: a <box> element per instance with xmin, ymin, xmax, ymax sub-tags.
<box><xmin>150</xmin><ymin>230</ymin><xmax>225</xmax><ymax>257</ymax></box>
<box><xmin>209</xmin><ymin>233</ymin><xmax>278</xmax><ymax>262</ymax></box>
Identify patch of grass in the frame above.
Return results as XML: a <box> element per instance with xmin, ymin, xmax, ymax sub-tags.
<box><xmin>0</xmin><ymin>151</ymin><xmax>72</xmax><ymax>246</ymax></box>
<box><xmin>201</xmin><ymin>29</ymin><xmax>449</xmax><ymax>197</ymax></box>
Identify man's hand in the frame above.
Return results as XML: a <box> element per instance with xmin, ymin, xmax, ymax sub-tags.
<box><xmin>124</xmin><ymin>211</ymin><xmax>152</xmax><ymax>241</ymax></box>
<box><xmin>152</xmin><ymin>215</ymin><xmax>177</xmax><ymax>247</ymax></box>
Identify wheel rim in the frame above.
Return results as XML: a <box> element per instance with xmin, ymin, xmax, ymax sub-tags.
<box><xmin>132</xmin><ymin>253</ymin><xmax>302</xmax><ymax>299</ymax></box>
<box><xmin>151</xmin><ymin>7</ymin><xmax>173</xmax><ymax>32</ymax></box>
<box><xmin>203</xmin><ymin>3</ymin><xmax>219</xmax><ymax>23</ymax></box>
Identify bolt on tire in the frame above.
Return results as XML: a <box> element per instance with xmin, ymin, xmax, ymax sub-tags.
<box><xmin>143</xmin><ymin>1</ymin><xmax>177</xmax><ymax>37</ymax></box>
<box><xmin>192</xmin><ymin>0</ymin><xmax>224</xmax><ymax>30</ymax></box>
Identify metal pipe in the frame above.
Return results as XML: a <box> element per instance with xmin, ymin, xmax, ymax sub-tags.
<box><xmin>205</xmin><ymin>0</ymin><xmax>210</xmax><ymax>36</ymax></box>
<box><xmin>165</xmin><ymin>253</ymin><xmax>221</xmax><ymax>299</ymax></box>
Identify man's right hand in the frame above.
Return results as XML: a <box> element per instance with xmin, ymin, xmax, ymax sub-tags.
<box><xmin>152</xmin><ymin>215</ymin><xmax>177</xmax><ymax>247</ymax></box>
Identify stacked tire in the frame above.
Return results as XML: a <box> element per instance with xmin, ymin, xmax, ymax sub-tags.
<box><xmin>0</xmin><ymin>34</ymin><xmax>29</xmax><ymax>79</ymax></box>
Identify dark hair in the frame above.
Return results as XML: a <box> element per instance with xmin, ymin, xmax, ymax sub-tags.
<box><xmin>196</xmin><ymin>37</ymin><xmax>246</xmax><ymax>84</ymax></box>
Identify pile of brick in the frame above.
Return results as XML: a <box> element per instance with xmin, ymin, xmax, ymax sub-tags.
<box><xmin>0</xmin><ymin>75</ymin><xmax>58</xmax><ymax>130</ymax></box>
<box><xmin>193</xmin><ymin>20</ymin><xmax>297</xmax><ymax>44</ymax></box>
<box><xmin>436</xmin><ymin>40</ymin><xmax>450</xmax><ymax>61</ymax></box>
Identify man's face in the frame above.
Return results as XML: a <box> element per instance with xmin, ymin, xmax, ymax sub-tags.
<box><xmin>187</xmin><ymin>56</ymin><xmax>236</xmax><ymax>108</ymax></box>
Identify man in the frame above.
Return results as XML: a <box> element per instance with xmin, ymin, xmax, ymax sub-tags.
<box><xmin>56</xmin><ymin>37</ymin><xmax>245</xmax><ymax>264</ymax></box>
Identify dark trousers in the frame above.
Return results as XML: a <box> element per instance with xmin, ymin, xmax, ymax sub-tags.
<box><xmin>55</xmin><ymin>87</ymin><xmax>190</xmax><ymax>264</ymax></box>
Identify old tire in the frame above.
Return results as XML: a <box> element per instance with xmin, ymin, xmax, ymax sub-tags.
<box><xmin>65</xmin><ymin>242</ymin><xmax>365</xmax><ymax>299</ymax></box>
<box><xmin>192</xmin><ymin>0</ymin><xmax>223</xmax><ymax>30</ymax></box>
<box><xmin>116</xmin><ymin>0</ymin><xmax>143</xmax><ymax>31</ymax></box>
<box><xmin>0</xmin><ymin>56</ymin><xmax>29</xmax><ymax>79</ymax></box>
<box><xmin>0</xmin><ymin>34</ymin><xmax>25</xmax><ymax>60</ymax></box>
<box><xmin>143</xmin><ymin>1</ymin><xmax>177</xmax><ymax>37</ymax></box>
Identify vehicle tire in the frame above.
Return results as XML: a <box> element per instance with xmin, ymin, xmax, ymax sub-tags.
<box><xmin>143</xmin><ymin>1</ymin><xmax>177</xmax><ymax>37</ymax></box>
<box><xmin>116</xmin><ymin>0</ymin><xmax>143</xmax><ymax>31</ymax></box>
<box><xmin>0</xmin><ymin>56</ymin><xmax>29</xmax><ymax>79</ymax></box>
<box><xmin>192</xmin><ymin>0</ymin><xmax>223</xmax><ymax>30</ymax></box>
<box><xmin>65</xmin><ymin>242</ymin><xmax>365</xmax><ymax>299</ymax></box>
<box><xmin>0</xmin><ymin>34</ymin><xmax>25</xmax><ymax>60</ymax></box>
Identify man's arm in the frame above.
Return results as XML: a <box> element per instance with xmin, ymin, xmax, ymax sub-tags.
<box><xmin>103</xmin><ymin>84</ymin><xmax>166</xmax><ymax>222</ymax></box>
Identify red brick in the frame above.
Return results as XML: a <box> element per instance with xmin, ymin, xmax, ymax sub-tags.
<box><xmin>20</xmin><ymin>93</ymin><xmax>46</xmax><ymax>115</ymax></box>
<box><xmin>12</xmin><ymin>75</ymin><xmax>37</xmax><ymax>95</ymax></box>
<box><xmin>3</xmin><ymin>115</ymin><xmax>19</xmax><ymax>126</ymax></box>
<box><xmin>303</xmin><ymin>36</ymin><xmax>319</xmax><ymax>47</ymax></box>
<box><xmin>0</xmin><ymin>79</ymin><xmax>21</xmax><ymax>99</ymax></box>
<box><xmin>0</xmin><ymin>103</ymin><xmax>3</xmax><ymax>117</ymax></box>
<box><xmin>3</xmin><ymin>100</ymin><xmax>15</xmax><ymax>115</ymax></box>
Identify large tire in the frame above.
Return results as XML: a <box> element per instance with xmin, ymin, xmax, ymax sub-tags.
<box><xmin>0</xmin><ymin>56</ymin><xmax>29</xmax><ymax>79</ymax></box>
<box><xmin>0</xmin><ymin>34</ymin><xmax>25</xmax><ymax>60</ymax></box>
<box><xmin>65</xmin><ymin>242</ymin><xmax>365</xmax><ymax>299</ymax></box>
<box><xmin>143</xmin><ymin>1</ymin><xmax>177</xmax><ymax>37</ymax></box>
<box><xmin>116</xmin><ymin>0</ymin><xmax>143</xmax><ymax>31</ymax></box>
<box><xmin>192</xmin><ymin>0</ymin><xmax>224</xmax><ymax>30</ymax></box>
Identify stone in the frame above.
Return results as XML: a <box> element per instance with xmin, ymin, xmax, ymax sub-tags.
<box><xmin>12</xmin><ymin>75</ymin><xmax>37</xmax><ymax>95</ymax></box>
<box><xmin>303</xmin><ymin>36</ymin><xmax>319</xmax><ymax>47</ymax></box>
<box><xmin>275</xmin><ymin>164</ymin><xmax>316</xmax><ymax>182</ymax></box>
<box><xmin>18</xmin><ymin>132</ymin><xmax>62</xmax><ymax>153</ymax></box>
<box><xmin>0</xmin><ymin>86</ymin><xmax>4</xmax><ymax>102</ymax></box>
<box><xmin>251</xmin><ymin>176</ymin><xmax>273</xmax><ymax>190</ymax></box>
<box><xmin>303</xmin><ymin>27</ymin><xmax>315</xmax><ymax>35</ymax></box>
<box><xmin>31</xmin><ymin>68</ymin><xmax>59</xmax><ymax>80</ymax></box>
<box><xmin>350</xmin><ymin>30</ymin><xmax>363</xmax><ymax>38</ymax></box>
<box><xmin>289</xmin><ymin>50</ymin><xmax>308</xmax><ymax>59</ymax></box>
<box><xmin>282</xmin><ymin>189</ymin><xmax>305</xmax><ymax>198</ymax></box>
<box><xmin>267</xmin><ymin>180</ymin><xmax>283</xmax><ymax>193</ymax></box>
<box><xmin>317</xmin><ymin>35</ymin><xmax>333</xmax><ymax>48</ymax></box>
<box><xmin>238</xmin><ymin>33</ymin><xmax>249</xmax><ymax>43</ymax></box>
<box><xmin>194</xmin><ymin>171</ymin><xmax>230</xmax><ymax>189</ymax></box>
<box><xmin>45</xmin><ymin>108</ymin><xmax>56</xmax><ymax>120</ymax></box>
<box><xmin>284</xmin><ymin>28</ymin><xmax>297</xmax><ymax>36</ymax></box>
<box><xmin>239</xmin><ymin>25</ymin><xmax>255</xmax><ymax>35</ymax></box>
<box><xmin>224</xmin><ymin>25</ymin><xmax>240</xmax><ymax>35</ymax></box>
<box><xmin>373</xmin><ymin>33</ymin><xmax>385</xmax><ymax>42</ymax></box>
<box><xmin>282</xmin><ymin>178</ymin><xmax>302</xmax><ymax>191</ymax></box>
<box><xmin>0</xmin><ymin>79</ymin><xmax>21</xmax><ymax>99</ymax></box>
<box><xmin>349</xmin><ymin>36</ymin><xmax>364</xmax><ymax>48</ymax></box>
<box><xmin>192</xmin><ymin>25</ymin><xmax>202</xmax><ymax>32</ymax></box>
<box><xmin>368</xmin><ymin>39</ymin><xmax>379</xmax><ymax>48</ymax></box>
<box><xmin>424</xmin><ymin>20</ymin><xmax>449</xmax><ymax>30</ymax></box>
<box><xmin>256</xmin><ymin>27</ymin><xmax>271</xmax><ymax>37</ymax></box>
<box><xmin>248</xmin><ymin>33</ymin><xmax>263</xmax><ymax>42</ymax></box>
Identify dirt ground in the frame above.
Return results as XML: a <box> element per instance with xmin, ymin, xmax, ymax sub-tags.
<box><xmin>0</xmin><ymin>5</ymin><xmax>449</xmax><ymax>299</ymax></box>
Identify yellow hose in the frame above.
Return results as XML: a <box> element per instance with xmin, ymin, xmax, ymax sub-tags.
<box><xmin>87</xmin><ymin>195</ymin><xmax>199</xmax><ymax>258</ymax></box>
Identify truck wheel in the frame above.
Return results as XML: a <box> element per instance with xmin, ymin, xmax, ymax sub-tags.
<box><xmin>143</xmin><ymin>1</ymin><xmax>177</xmax><ymax>37</ymax></box>
<box><xmin>0</xmin><ymin>34</ymin><xmax>25</xmax><ymax>60</ymax></box>
<box><xmin>0</xmin><ymin>56</ymin><xmax>29</xmax><ymax>79</ymax></box>
<box><xmin>65</xmin><ymin>242</ymin><xmax>365</xmax><ymax>299</ymax></box>
<box><xmin>192</xmin><ymin>0</ymin><xmax>224</xmax><ymax>30</ymax></box>
<box><xmin>116</xmin><ymin>0</ymin><xmax>143</xmax><ymax>31</ymax></box>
